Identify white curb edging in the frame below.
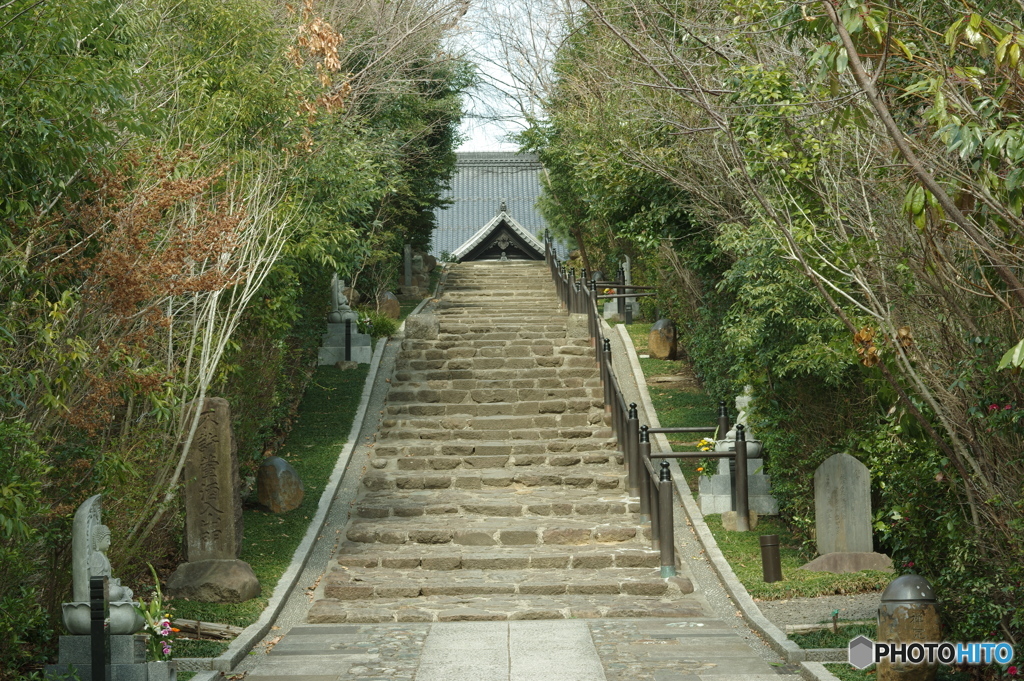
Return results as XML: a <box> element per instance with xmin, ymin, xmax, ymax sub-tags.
<box><xmin>206</xmin><ymin>336</ymin><xmax>389</xmax><ymax>672</ymax></box>
<box><xmin>611</xmin><ymin>324</ymin><xmax>842</xmax><ymax>681</ymax></box>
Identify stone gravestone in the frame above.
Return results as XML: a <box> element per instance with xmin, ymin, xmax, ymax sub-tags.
<box><xmin>815</xmin><ymin>452</ymin><xmax>872</xmax><ymax>554</ymax></box>
<box><xmin>800</xmin><ymin>452</ymin><xmax>892</xmax><ymax>573</ymax></box>
<box><xmin>167</xmin><ymin>398</ymin><xmax>260</xmax><ymax>602</ymax></box>
<box><xmin>257</xmin><ymin>456</ymin><xmax>304</xmax><ymax>513</ymax></box>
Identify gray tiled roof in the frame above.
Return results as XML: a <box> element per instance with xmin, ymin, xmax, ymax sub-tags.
<box><xmin>431</xmin><ymin>152</ymin><xmax>548</xmax><ymax>258</ymax></box>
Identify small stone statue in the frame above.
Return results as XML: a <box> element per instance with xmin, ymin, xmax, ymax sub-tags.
<box><xmin>328</xmin><ymin>273</ymin><xmax>357</xmax><ymax>324</ymax></box>
<box><xmin>62</xmin><ymin>495</ymin><xmax>144</xmax><ymax>635</ymax></box>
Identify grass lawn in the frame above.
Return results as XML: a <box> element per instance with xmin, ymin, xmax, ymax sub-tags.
<box><xmin>167</xmin><ymin>363</ymin><xmax>368</xmax><ymax>659</ymax></box>
<box><xmin>702</xmin><ymin>514</ymin><xmax>890</xmax><ymax>600</ymax></box>
<box><xmin>824</xmin><ymin>663</ymin><xmax>972</xmax><ymax>680</ymax></box>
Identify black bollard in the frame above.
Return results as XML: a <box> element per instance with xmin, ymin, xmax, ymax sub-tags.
<box><xmin>759</xmin><ymin>535</ymin><xmax>782</xmax><ymax>583</ymax></box>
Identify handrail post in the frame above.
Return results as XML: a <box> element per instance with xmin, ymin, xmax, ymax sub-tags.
<box><xmin>734</xmin><ymin>424</ymin><xmax>750</xmax><ymax>532</ymax></box>
<box><xmin>602</xmin><ymin>338</ymin><xmax>613</xmax><ymax>418</ymax></box>
<box><xmin>638</xmin><ymin>426</ymin><xmax>651</xmax><ymax>522</ymax></box>
<box><xmin>588</xmin><ymin>280</ymin><xmax>599</xmax><ymax>343</ymax></box>
<box><xmin>650</xmin><ymin>463</ymin><xmax>661</xmax><ymax>551</ymax></box>
<box><xmin>626</xmin><ymin>404</ymin><xmax>640</xmax><ymax>495</ymax></box>
<box><xmin>659</xmin><ymin>461</ymin><xmax>676</xmax><ymax>577</ymax></box>
<box><xmin>717</xmin><ymin>400</ymin><xmax>730</xmax><ymax>440</ymax></box>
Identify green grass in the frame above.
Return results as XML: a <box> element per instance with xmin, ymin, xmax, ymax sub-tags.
<box><xmin>789</xmin><ymin>624</ymin><xmax>875</xmax><ymax>649</ymax></box>
<box><xmin>167</xmin><ymin>363</ymin><xmax>369</xmax><ymax>659</ymax></box>
<box><xmin>824</xmin><ymin>663</ymin><xmax>971</xmax><ymax>680</ymax></box>
<box><xmin>702</xmin><ymin>514</ymin><xmax>891</xmax><ymax>600</ymax></box>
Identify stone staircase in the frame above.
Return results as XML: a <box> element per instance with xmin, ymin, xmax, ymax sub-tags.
<box><xmin>307</xmin><ymin>261</ymin><xmax>702</xmax><ymax>623</ymax></box>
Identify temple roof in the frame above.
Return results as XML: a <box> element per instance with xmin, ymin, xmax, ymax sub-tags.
<box><xmin>431</xmin><ymin>152</ymin><xmax>547</xmax><ymax>258</ymax></box>
<box><xmin>450</xmin><ymin>211</ymin><xmax>545</xmax><ymax>261</ymax></box>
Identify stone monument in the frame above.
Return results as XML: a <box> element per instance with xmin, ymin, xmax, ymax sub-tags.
<box><xmin>60</xmin><ymin>495</ymin><xmax>144</xmax><ymax>635</ymax></box>
<box><xmin>698</xmin><ymin>388</ymin><xmax>778</xmax><ymax>515</ymax></box>
<box><xmin>318</xmin><ymin>274</ymin><xmax>371</xmax><ymax>364</ymax></box>
<box><xmin>166</xmin><ymin>399</ymin><xmax>260</xmax><ymax>602</ymax></box>
<box><xmin>47</xmin><ymin>496</ymin><xmax>174</xmax><ymax>681</ymax></box>
<box><xmin>800</xmin><ymin>452</ymin><xmax>892</xmax><ymax>573</ymax></box>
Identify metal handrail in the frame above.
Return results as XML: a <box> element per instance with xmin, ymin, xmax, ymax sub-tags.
<box><xmin>542</xmin><ymin>235</ymin><xmax>755</xmax><ymax>581</ymax></box>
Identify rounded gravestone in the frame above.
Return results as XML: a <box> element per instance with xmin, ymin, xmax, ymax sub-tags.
<box><xmin>378</xmin><ymin>291</ymin><xmax>401</xmax><ymax>319</ymax></box>
<box><xmin>649</xmin><ymin>319</ymin><xmax>677</xmax><ymax>360</ymax></box>
<box><xmin>257</xmin><ymin>456</ymin><xmax>304</xmax><ymax>513</ymax></box>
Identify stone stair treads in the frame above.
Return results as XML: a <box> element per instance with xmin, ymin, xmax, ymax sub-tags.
<box><xmin>309</xmin><ymin>261</ymin><xmax>703</xmax><ymax>623</ymax></box>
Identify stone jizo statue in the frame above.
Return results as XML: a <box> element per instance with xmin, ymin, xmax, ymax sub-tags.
<box><xmin>62</xmin><ymin>494</ymin><xmax>144</xmax><ymax>635</ymax></box>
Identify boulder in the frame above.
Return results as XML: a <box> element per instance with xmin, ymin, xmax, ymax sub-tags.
<box><xmin>649</xmin><ymin>319</ymin><xmax>677</xmax><ymax>360</ymax></box>
<box><xmin>422</xmin><ymin>254</ymin><xmax>438</xmax><ymax>272</ymax></box>
<box><xmin>405</xmin><ymin>314</ymin><xmax>439</xmax><ymax>340</ymax></box>
<box><xmin>342</xmin><ymin>287</ymin><xmax>360</xmax><ymax>305</ymax></box>
<box><xmin>256</xmin><ymin>456</ymin><xmax>304</xmax><ymax>513</ymax></box>
<box><xmin>378</xmin><ymin>291</ymin><xmax>401</xmax><ymax>319</ymax></box>
<box><xmin>166</xmin><ymin>559</ymin><xmax>261</xmax><ymax>603</ymax></box>
<box><xmin>800</xmin><ymin>552</ymin><xmax>893</xmax><ymax>574</ymax></box>
<box><xmin>721</xmin><ymin>510</ymin><xmax>759</xmax><ymax>531</ymax></box>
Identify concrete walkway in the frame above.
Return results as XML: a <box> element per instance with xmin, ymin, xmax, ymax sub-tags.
<box><xmin>234</xmin><ymin>262</ymin><xmax>805</xmax><ymax>681</ymax></box>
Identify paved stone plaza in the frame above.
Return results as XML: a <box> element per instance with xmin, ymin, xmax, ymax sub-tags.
<box><xmin>240</xmin><ymin>262</ymin><xmax>805</xmax><ymax>680</ymax></box>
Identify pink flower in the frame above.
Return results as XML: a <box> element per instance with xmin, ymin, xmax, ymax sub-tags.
<box><xmin>162</xmin><ymin>642</ymin><xmax>171</xmax><ymax>656</ymax></box>
<box><xmin>903</xmin><ymin>561</ymin><xmax>915</xmax><ymax>568</ymax></box>
<box><xmin>1008</xmin><ymin>665</ymin><xmax>1017</xmax><ymax>675</ymax></box>
<box><xmin>1006</xmin><ymin>404</ymin><xmax>1013</xmax><ymax>410</ymax></box>
<box><xmin>989</xmin><ymin>404</ymin><xmax>999</xmax><ymax>411</ymax></box>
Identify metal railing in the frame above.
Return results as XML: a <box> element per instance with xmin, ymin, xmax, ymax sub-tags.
<box><xmin>543</xmin><ymin>235</ymin><xmax>754</xmax><ymax>579</ymax></box>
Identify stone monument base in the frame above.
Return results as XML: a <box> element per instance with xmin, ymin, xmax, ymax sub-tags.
<box><xmin>166</xmin><ymin>558</ymin><xmax>260</xmax><ymax>602</ymax></box>
<box><xmin>721</xmin><ymin>510</ymin><xmax>759</xmax><ymax>531</ymax></box>
<box><xmin>698</xmin><ymin>457</ymin><xmax>779</xmax><ymax>515</ymax></box>
<box><xmin>45</xmin><ymin>635</ymin><xmax>176</xmax><ymax>681</ymax></box>
<box><xmin>800</xmin><ymin>552</ymin><xmax>893</xmax><ymax>574</ymax></box>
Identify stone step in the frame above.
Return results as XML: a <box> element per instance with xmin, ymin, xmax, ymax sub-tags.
<box><xmin>380</xmin><ymin>413</ymin><xmax>601</xmax><ymax>432</ymax></box>
<box><xmin>353</xmin><ymin>488</ymin><xmax>638</xmax><ymax>518</ymax></box>
<box><xmin>322</xmin><ymin>567</ymin><xmax>691</xmax><ymax>600</ymax></box>
<box><xmin>386</xmin><ymin>384</ymin><xmax>601</xmax><ymax>405</ymax></box>
<box><xmin>376</xmin><ymin>426</ymin><xmax>609</xmax><ymax>442</ymax></box>
<box><xmin>402</xmin><ymin>338</ymin><xmax>592</xmax><ymax>351</ymax></box>
<box><xmin>360</xmin><ymin>465</ymin><xmax>626</xmax><ymax>491</ymax></box>
<box><xmin>398</xmin><ymin>346</ymin><xmax>592</xmax><ymax>361</ymax></box>
<box><xmin>370</xmin><ymin>450</ymin><xmax>622</xmax><ymax>472</ymax></box>
<box><xmin>385</xmin><ymin>399</ymin><xmax>602</xmax><ymax>416</ymax></box>
<box><xmin>345</xmin><ymin>517</ymin><xmax>648</xmax><ymax>546</ymax></box>
<box><xmin>307</xmin><ymin>593</ymin><xmax>703</xmax><ymax>623</ymax></box>
<box><xmin>396</xmin><ymin>357</ymin><xmax>594</xmax><ymax>372</ymax></box>
<box><xmin>370</xmin><ymin>439</ymin><xmax>618</xmax><ymax>458</ymax></box>
<box><xmin>332</xmin><ymin>544</ymin><xmax>662</xmax><ymax>570</ymax></box>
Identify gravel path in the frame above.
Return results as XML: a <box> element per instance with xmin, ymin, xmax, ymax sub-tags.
<box><xmin>758</xmin><ymin>593</ymin><xmax>881</xmax><ymax>628</ymax></box>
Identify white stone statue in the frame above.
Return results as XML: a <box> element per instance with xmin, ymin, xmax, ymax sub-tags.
<box><xmin>62</xmin><ymin>495</ymin><xmax>144</xmax><ymax>635</ymax></box>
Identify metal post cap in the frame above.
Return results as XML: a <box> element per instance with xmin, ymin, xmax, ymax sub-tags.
<box><xmin>759</xmin><ymin>534</ymin><xmax>779</xmax><ymax>547</ymax></box>
<box><xmin>880</xmin><ymin>574</ymin><xmax>936</xmax><ymax>603</ymax></box>
<box><xmin>659</xmin><ymin>460</ymin><xmax>672</xmax><ymax>481</ymax></box>
<box><xmin>736</xmin><ymin>423</ymin><xmax>746</xmax><ymax>440</ymax></box>
<box><xmin>603</xmin><ymin>338</ymin><xmax>611</xmax><ymax>351</ymax></box>
<box><xmin>628</xmin><ymin>403</ymin><xmax>638</xmax><ymax>418</ymax></box>
<box><xmin>640</xmin><ymin>425</ymin><xmax>650</xmax><ymax>442</ymax></box>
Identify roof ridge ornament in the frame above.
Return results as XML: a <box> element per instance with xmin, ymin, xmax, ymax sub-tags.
<box><xmin>499</xmin><ymin>199</ymin><xmax>507</xmax><ymax>214</ymax></box>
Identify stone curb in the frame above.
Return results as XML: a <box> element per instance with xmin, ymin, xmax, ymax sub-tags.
<box><xmin>610</xmin><ymin>324</ymin><xmax>842</xmax><ymax>681</ymax></box>
<box><xmin>204</xmin><ymin>333</ymin><xmax>390</xmax><ymax>672</ymax></box>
